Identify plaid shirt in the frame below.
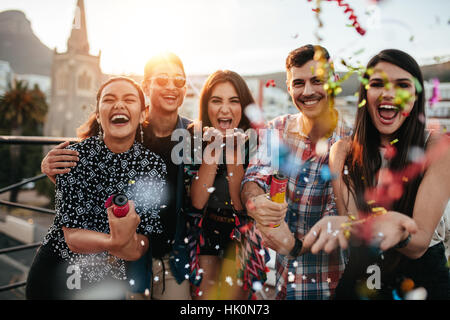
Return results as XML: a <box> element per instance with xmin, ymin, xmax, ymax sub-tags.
<box><xmin>242</xmin><ymin>112</ymin><xmax>352</xmax><ymax>300</ymax></box>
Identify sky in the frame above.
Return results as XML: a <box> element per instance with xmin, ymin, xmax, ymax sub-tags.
<box><xmin>0</xmin><ymin>0</ymin><xmax>449</xmax><ymax>76</ymax></box>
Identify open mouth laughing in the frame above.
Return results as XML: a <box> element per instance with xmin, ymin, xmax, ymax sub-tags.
<box><xmin>110</xmin><ymin>114</ymin><xmax>130</xmax><ymax>125</ymax></box>
<box><xmin>217</xmin><ymin>118</ymin><xmax>233</xmax><ymax>130</ymax></box>
<box><xmin>377</xmin><ymin>103</ymin><xmax>400</xmax><ymax>125</ymax></box>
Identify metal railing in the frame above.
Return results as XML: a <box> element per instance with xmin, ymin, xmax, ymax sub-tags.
<box><xmin>0</xmin><ymin>135</ymin><xmax>77</xmax><ymax>294</ymax></box>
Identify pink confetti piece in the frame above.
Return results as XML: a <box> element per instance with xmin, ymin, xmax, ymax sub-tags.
<box><xmin>308</xmin><ymin>0</ymin><xmax>366</xmax><ymax>36</ymax></box>
<box><xmin>429</xmin><ymin>78</ymin><xmax>441</xmax><ymax>107</ymax></box>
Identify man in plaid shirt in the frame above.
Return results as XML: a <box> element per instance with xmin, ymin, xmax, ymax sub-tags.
<box><xmin>241</xmin><ymin>45</ymin><xmax>352</xmax><ymax>299</ymax></box>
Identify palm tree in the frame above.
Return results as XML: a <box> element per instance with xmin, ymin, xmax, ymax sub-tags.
<box><xmin>0</xmin><ymin>79</ymin><xmax>48</xmax><ymax>202</ymax></box>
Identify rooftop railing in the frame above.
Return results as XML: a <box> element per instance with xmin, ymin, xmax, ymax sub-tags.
<box><xmin>0</xmin><ymin>135</ymin><xmax>77</xmax><ymax>294</ymax></box>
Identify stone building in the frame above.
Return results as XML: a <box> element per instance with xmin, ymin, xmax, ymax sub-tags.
<box><xmin>44</xmin><ymin>0</ymin><xmax>102</xmax><ymax>138</ymax></box>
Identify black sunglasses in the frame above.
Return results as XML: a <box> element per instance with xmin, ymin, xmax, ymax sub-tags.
<box><xmin>151</xmin><ymin>74</ymin><xmax>186</xmax><ymax>88</ymax></box>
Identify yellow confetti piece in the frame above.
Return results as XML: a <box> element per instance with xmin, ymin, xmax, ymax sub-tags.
<box><xmin>316</xmin><ymin>68</ymin><xmax>325</xmax><ymax>77</ymax></box>
<box><xmin>402</xmin><ymin>176</ymin><xmax>409</xmax><ymax>182</ymax></box>
<box><xmin>390</xmin><ymin>139</ymin><xmax>399</xmax><ymax>145</ymax></box>
<box><xmin>367</xmin><ymin>200</ymin><xmax>376</xmax><ymax>205</ymax></box>
<box><xmin>128</xmin><ymin>180</ymin><xmax>135</xmax><ymax>184</ymax></box>
<box><xmin>358</xmin><ymin>99</ymin><xmax>366</xmax><ymax>108</ymax></box>
<box><xmin>344</xmin><ymin>229</ymin><xmax>351</xmax><ymax>239</ymax></box>
<box><xmin>372</xmin><ymin>207</ymin><xmax>387</xmax><ymax>213</ymax></box>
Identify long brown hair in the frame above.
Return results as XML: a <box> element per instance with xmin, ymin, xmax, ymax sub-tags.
<box><xmin>76</xmin><ymin>76</ymin><xmax>146</xmax><ymax>140</ymax></box>
<box><xmin>343</xmin><ymin>49</ymin><xmax>426</xmax><ymax>217</ymax></box>
<box><xmin>198</xmin><ymin>70</ymin><xmax>253</xmax><ymax>131</ymax></box>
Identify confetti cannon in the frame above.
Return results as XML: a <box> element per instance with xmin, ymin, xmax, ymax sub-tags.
<box><xmin>269</xmin><ymin>173</ymin><xmax>288</xmax><ymax>228</ymax></box>
<box><xmin>105</xmin><ymin>193</ymin><xmax>129</xmax><ymax>218</ymax></box>
<box><xmin>270</xmin><ymin>173</ymin><xmax>288</xmax><ymax>204</ymax></box>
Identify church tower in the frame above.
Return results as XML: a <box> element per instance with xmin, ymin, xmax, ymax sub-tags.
<box><xmin>45</xmin><ymin>0</ymin><xmax>102</xmax><ymax>138</ymax></box>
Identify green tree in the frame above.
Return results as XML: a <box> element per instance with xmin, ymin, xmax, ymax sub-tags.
<box><xmin>0</xmin><ymin>79</ymin><xmax>48</xmax><ymax>202</ymax></box>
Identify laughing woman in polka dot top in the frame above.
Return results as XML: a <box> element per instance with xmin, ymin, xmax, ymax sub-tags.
<box><xmin>26</xmin><ymin>77</ymin><xmax>167</xmax><ymax>300</ymax></box>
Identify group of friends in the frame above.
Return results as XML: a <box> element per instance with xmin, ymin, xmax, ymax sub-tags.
<box><xmin>24</xmin><ymin>44</ymin><xmax>450</xmax><ymax>300</ymax></box>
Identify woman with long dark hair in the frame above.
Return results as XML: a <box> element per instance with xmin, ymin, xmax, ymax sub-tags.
<box><xmin>302</xmin><ymin>49</ymin><xmax>450</xmax><ymax>299</ymax></box>
<box><xmin>184</xmin><ymin>70</ymin><xmax>266</xmax><ymax>299</ymax></box>
<box><xmin>26</xmin><ymin>77</ymin><xmax>167</xmax><ymax>299</ymax></box>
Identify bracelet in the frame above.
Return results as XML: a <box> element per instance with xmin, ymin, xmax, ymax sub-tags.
<box><xmin>394</xmin><ymin>233</ymin><xmax>411</xmax><ymax>249</ymax></box>
<box><xmin>289</xmin><ymin>236</ymin><xmax>303</xmax><ymax>258</ymax></box>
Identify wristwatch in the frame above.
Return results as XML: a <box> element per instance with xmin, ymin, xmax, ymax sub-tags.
<box><xmin>394</xmin><ymin>233</ymin><xmax>411</xmax><ymax>249</ymax></box>
<box><xmin>289</xmin><ymin>236</ymin><xmax>303</xmax><ymax>258</ymax></box>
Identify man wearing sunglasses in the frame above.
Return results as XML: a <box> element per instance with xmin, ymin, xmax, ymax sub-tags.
<box><xmin>40</xmin><ymin>52</ymin><xmax>193</xmax><ymax>300</ymax></box>
<box><xmin>137</xmin><ymin>52</ymin><xmax>192</xmax><ymax>300</ymax></box>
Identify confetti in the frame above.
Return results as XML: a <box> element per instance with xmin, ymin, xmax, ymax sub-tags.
<box><xmin>129</xmin><ymin>279</ymin><xmax>135</xmax><ymax>286</ymax></box>
<box><xmin>407</xmin><ymin>146</ymin><xmax>425</xmax><ymax>163</ymax></box>
<box><xmin>308</xmin><ymin>0</ymin><xmax>366</xmax><ymax>35</ymax></box>
<box><xmin>265</xmin><ymin>79</ymin><xmax>276</xmax><ymax>88</ymax></box>
<box><xmin>358</xmin><ymin>99</ymin><xmax>367</xmax><ymax>108</ymax></box>
<box><xmin>392</xmin><ymin>289</ymin><xmax>402</xmax><ymax>300</ymax></box>
<box><xmin>429</xmin><ymin>78</ymin><xmax>441</xmax><ymax>107</ymax></box>
<box><xmin>390</xmin><ymin>139</ymin><xmax>399</xmax><ymax>145</ymax></box>
<box><xmin>315</xmin><ymin>138</ymin><xmax>328</xmax><ymax>156</ymax></box>
<box><xmin>394</xmin><ymin>88</ymin><xmax>414</xmax><ymax>109</ymax></box>
<box><xmin>382</xmin><ymin>144</ymin><xmax>397</xmax><ymax>160</ymax></box>
<box><xmin>288</xmin><ymin>272</ymin><xmax>295</xmax><ymax>282</ymax></box>
<box><xmin>371</xmin><ymin>207</ymin><xmax>387</xmax><ymax>213</ymax></box>
<box><xmin>401</xmin><ymin>278</ymin><xmax>415</xmax><ymax>293</ymax></box>
<box><xmin>207</xmin><ymin>187</ymin><xmax>216</xmax><ymax>193</ymax></box>
<box><xmin>413</xmin><ymin>77</ymin><xmax>423</xmax><ymax>94</ymax></box>
<box><xmin>320</xmin><ymin>164</ymin><xmax>333</xmax><ymax>181</ymax></box>
<box><xmin>252</xmin><ymin>281</ymin><xmax>263</xmax><ymax>291</ymax></box>
<box><xmin>244</xmin><ymin>104</ymin><xmax>266</xmax><ymax>129</ymax></box>
<box><xmin>225</xmin><ymin>276</ymin><xmax>233</xmax><ymax>286</ymax></box>
<box><xmin>405</xmin><ymin>287</ymin><xmax>427</xmax><ymax>300</ymax></box>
